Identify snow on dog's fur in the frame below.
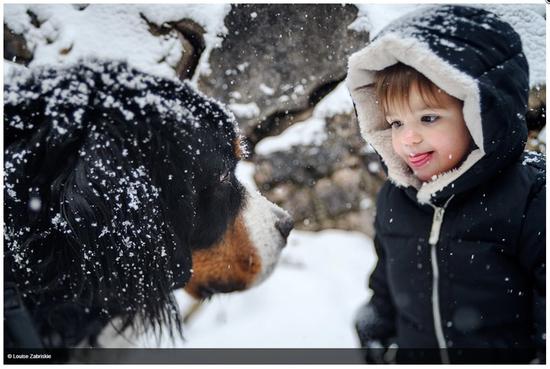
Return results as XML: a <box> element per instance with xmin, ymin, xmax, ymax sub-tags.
<box><xmin>4</xmin><ymin>60</ymin><xmax>293</xmax><ymax>348</ymax></box>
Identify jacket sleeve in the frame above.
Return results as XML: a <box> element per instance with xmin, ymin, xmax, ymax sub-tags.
<box><xmin>355</xmin><ymin>232</ymin><xmax>397</xmax><ymax>347</ymax></box>
<box><xmin>517</xmin><ymin>180</ymin><xmax>545</xmax><ymax>359</ymax></box>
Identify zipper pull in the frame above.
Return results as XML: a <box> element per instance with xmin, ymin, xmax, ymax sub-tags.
<box><xmin>429</xmin><ymin>207</ymin><xmax>445</xmax><ymax>246</ymax></box>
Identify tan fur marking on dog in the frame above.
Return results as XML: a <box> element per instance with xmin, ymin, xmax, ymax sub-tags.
<box><xmin>233</xmin><ymin>137</ymin><xmax>243</xmax><ymax>159</ymax></box>
<box><xmin>184</xmin><ymin>215</ymin><xmax>261</xmax><ymax>299</ymax></box>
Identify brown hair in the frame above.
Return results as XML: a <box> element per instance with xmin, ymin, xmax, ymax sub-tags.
<box><xmin>374</xmin><ymin>63</ymin><xmax>455</xmax><ymax>114</ymax></box>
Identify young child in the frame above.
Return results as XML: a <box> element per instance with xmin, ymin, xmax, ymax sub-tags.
<box><xmin>346</xmin><ymin>5</ymin><xmax>545</xmax><ymax>364</ymax></box>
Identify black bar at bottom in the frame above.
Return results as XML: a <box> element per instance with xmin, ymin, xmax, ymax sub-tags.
<box><xmin>3</xmin><ymin>348</ymin><xmax>542</xmax><ymax>365</ymax></box>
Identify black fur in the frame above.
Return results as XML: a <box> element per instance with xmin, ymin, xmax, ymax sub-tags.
<box><xmin>4</xmin><ymin>60</ymin><xmax>246</xmax><ymax>347</ymax></box>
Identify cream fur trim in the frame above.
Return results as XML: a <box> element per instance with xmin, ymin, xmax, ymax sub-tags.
<box><xmin>346</xmin><ymin>33</ymin><xmax>485</xmax><ymax>204</ymax></box>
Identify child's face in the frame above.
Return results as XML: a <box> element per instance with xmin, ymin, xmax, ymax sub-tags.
<box><xmin>386</xmin><ymin>87</ymin><xmax>472</xmax><ymax>182</ymax></box>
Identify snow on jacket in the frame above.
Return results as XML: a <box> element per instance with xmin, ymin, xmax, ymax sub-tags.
<box><xmin>346</xmin><ymin>5</ymin><xmax>545</xmax><ymax>363</ymax></box>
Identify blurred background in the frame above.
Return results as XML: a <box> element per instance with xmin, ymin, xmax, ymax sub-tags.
<box><xmin>4</xmin><ymin>4</ymin><xmax>546</xmax><ymax>348</ymax></box>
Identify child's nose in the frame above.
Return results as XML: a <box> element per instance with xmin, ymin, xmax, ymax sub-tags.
<box><xmin>402</xmin><ymin>127</ymin><xmax>423</xmax><ymax>146</ymax></box>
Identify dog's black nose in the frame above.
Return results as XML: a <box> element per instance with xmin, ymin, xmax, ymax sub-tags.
<box><xmin>275</xmin><ymin>217</ymin><xmax>294</xmax><ymax>240</ymax></box>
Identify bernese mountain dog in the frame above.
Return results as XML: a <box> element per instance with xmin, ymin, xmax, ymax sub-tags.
<box><xmin>4</xmin><ymin>60</ymin><xmax>294</xmax><ymax>349</ymax></box>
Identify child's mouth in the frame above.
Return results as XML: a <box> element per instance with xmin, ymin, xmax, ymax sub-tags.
<box><xmin>408</xmin><ymin>152</ymin><xmax>434</xmax><ymax>168</ymax></box>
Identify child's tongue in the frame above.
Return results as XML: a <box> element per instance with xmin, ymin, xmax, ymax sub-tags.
<box><xmin>409</xmin><ymin>152</ymin><xmax>433</xmax><ymax>166</ymax></box>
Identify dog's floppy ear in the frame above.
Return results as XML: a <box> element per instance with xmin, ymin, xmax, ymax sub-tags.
<box><xmin>4</xmin><ymin>61</ymin><xmax>194</xmax><ymax>339</ymax></box>
<box><xmin>58</xmin><ymin>124</ymin><xmax>192</xmax><ymax>330</ymax></box>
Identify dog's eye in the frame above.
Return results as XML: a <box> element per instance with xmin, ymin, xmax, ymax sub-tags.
<box><xmin>219</xmin><ymin>171</ymin><xmax>231</xmax><ymax>183</ymax></box>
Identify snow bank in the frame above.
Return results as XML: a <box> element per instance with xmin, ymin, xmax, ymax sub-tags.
<box><xmin>255</xmin><ymin>82</ymin><xmax>354</xmax><ymax>156</ymax></box>
<box><xmin>255</xmin><ymin>117</ymin><xmax>327</xmax><ymax>156</ymax></box>
<box><xmin>3</xmin><ymin>4</ymin><xmax>230</xmax><ymax>80</ymax></box>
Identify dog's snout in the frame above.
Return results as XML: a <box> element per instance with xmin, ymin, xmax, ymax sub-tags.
<box><xmin>275</xmin><ymin>217</ymin><xmax>294</xmax><ymax>241</ymax></box>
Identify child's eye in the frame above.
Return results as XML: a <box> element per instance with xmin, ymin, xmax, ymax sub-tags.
<box><xmin>421</xmin><ymin>115</ymin><xmax>439</xmax><ymax>124</ymax></box>
<box><xmin>389</xmin><ymin>120</ymin><xmax>403</xmax><ymax>129</ymax></box>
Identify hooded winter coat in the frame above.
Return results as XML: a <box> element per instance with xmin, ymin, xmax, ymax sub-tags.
<box><xmin>346</xmin><ymin>5</ymin><xmax>545</xmax><ymax>364</ymax></box>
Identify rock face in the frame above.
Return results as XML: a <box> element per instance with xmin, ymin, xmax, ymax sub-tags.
<box><xmin>197</xmin><ymin>4</ymin><xmax>370</xmax><ymax>145</ymax></box>
<box><xmin>4</xmin><ymin>24</ymin><xmax>32</xmax><ymax>64</ymax></box>
<box><xmin>141</xmin><ymin>17</ymin><xmax>206</xmax><ymax>80</ymax></box>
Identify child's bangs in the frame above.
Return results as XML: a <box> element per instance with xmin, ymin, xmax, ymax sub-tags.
<box><xmin>375</xmin><ymin>63</ymin><xmax>445</xmax><ymax>114</ymax></box>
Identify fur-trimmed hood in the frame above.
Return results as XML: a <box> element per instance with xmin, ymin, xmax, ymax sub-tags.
<box><xmin>346</xmin><ymin>5</ymin><xmax>529</xmax><ymax>204</ymax></box>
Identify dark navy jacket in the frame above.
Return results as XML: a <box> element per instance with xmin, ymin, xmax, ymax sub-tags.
<box><xmin>346</xmin><ymin>5</ymin><xmax>545</xmax><ymax>363</ymax></box>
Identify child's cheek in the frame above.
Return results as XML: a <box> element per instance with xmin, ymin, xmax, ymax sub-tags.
<box><xmin>391</xmin><ymin>132</ymin><xmax>404</xmax><ymax>160</ymax></box>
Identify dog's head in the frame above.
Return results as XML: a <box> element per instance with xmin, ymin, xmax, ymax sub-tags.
<box><xmin>4</xmin><ymin>60</ymin><xmax>292</xmax><ymax>346</ymax></box>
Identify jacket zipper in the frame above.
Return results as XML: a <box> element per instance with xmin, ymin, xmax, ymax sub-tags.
<box><xmin>428</xmin><ymin>195</ymin><xmax>454</xmax><ymax>364</ymax></box>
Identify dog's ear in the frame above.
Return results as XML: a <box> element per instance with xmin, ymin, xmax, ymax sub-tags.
<box><xmin>55</xmin><ymin>118</ymin><xmax>193</xmax><ymax>322</ymax></box>
<box><xmin>4</xmin><ymin>62</ymin><xmax>194</xmax><ymax>337</ymax></box>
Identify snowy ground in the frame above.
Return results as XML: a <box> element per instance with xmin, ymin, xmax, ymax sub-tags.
<box><xmin>99</xmin><ymin>229</ymin><xmax>377</xmax><ymax>348</ymax></box>
<box><xmin>172</xmin><ymin>229</ymin><xmax>376</xmax><ymax>348</ymax></box>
